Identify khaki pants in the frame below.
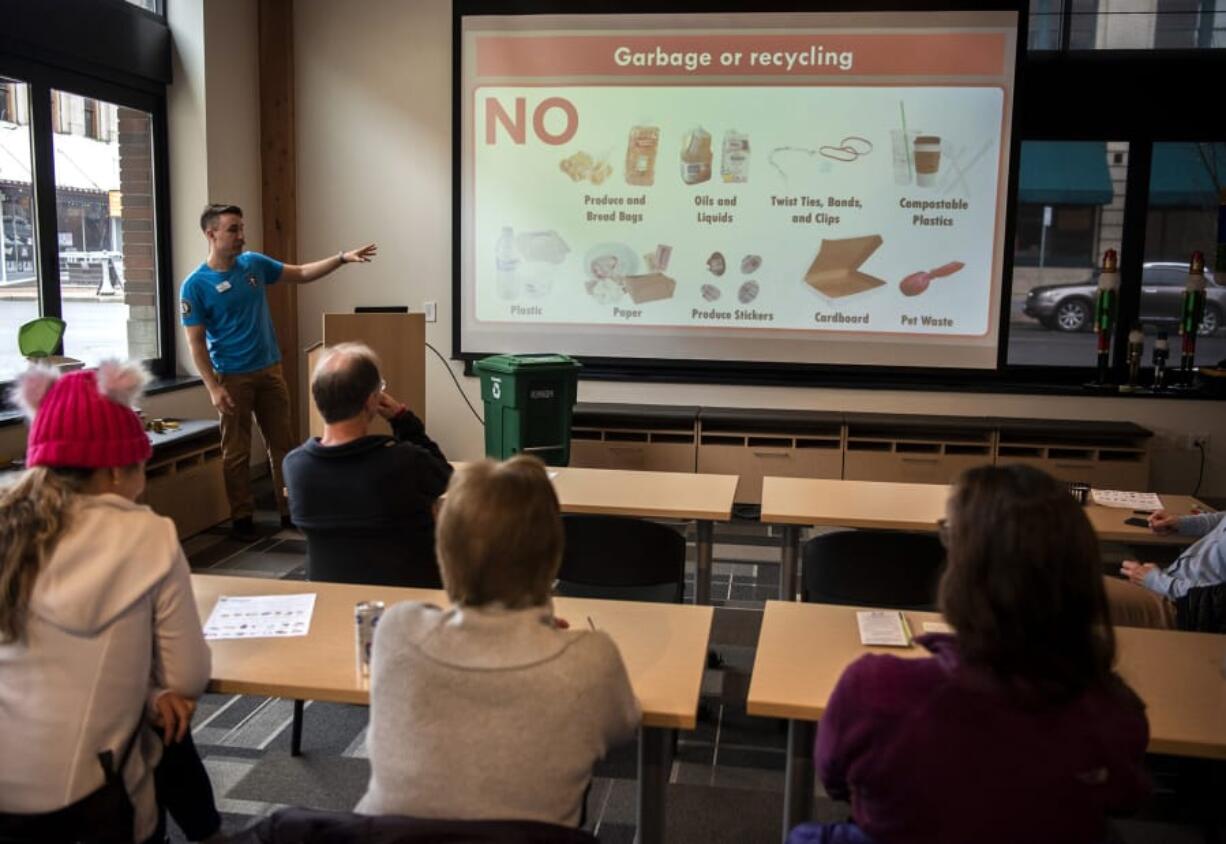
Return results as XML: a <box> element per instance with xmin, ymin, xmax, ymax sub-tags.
<box><xmin>1102</xmin><ymin>575</ymin><xmax>1178</xmax><ymax>630</ymax></box>
<box><xmin>217</xmin><ymin>363</ymin><xmax>296</xmax><ymax>521</ymax></box>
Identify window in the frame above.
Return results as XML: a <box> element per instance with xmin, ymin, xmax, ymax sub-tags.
<box><xmin>1031</xmin><ymin>0</ymin><xmax>1226</xmax><ymax>49</ymax></box>
<box><xmin>51</xmin><ymin>91</ymin><xmax>160</xmax><ymax>368</ymax></box>
<box><xmin>1142</xmin><ymin>142</ymin><xmax>1226</xmax><ymax>365</ymax></box>
<box><xmin>123</xmin><ymin>0</ymin><xmax>163</xmax><ymax>14</ymax></box>
<box><xmin>0</xmin><ymin>79</ymin><xmax>38</xmax><ymax>382</ymax></box>
<box><xmin>1008</xmin><ymin>141</ymin><xmax>1129</xmax><ymax>367</ymax></box>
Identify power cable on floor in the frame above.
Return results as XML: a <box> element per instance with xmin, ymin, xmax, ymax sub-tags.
<box><xmin>425</xmin><ymin>341</ymin><xmax>484</xmax><ymax>426</ymax></box>
<box><xmin>1193</xmin><ymin>441</ymin><xmax>1206</xmax><ymax>497</ymax></box>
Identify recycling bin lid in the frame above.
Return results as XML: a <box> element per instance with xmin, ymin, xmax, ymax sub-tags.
<box><xmin>473</xmin><ymin>353</ymin><xmax>581</xmax><ymax>374</ymax></box>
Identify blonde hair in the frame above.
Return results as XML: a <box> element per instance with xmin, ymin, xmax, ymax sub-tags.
<box><xmin>436</xmin><ymin>456</ymin><xmax>562</xmax><ymax>608</ymax></box>
<box><xmin>0</xmin><ymin>467</ymin><xmax>90</xmax><ymax>642</ymax></box>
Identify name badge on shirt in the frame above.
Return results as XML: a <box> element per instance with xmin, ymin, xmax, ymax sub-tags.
<box><xmin>215</xmin><ymin>281</ymin><xmax>232</xmax><ymax>293</ymax></box>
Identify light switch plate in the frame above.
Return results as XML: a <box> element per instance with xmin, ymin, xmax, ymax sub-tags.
<box><xmin>423</xmin><ymin>301</ymin><xmax>437</xmax><ymax>322</ymax></box>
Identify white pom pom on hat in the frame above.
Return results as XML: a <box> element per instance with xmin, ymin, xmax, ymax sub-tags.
<box><xmin>95</xmin><ymin>358</ymin><xmax>150</xmax><ymax>408</ymax></box>
<box><xmin>11</xmin><ymin>365</ymin><xmax>60</xmax><ymax>422</ymax></box>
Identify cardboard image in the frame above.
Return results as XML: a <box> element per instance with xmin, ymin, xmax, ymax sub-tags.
<box><xmin>803</xmin><ymin>235</ymin><xmax>886</xmax><ymax>299</ymax></box>
<box><xmin>623</xmin><ymin>272</ymin><xmax>676</xmax><ymax>304</ymax></box>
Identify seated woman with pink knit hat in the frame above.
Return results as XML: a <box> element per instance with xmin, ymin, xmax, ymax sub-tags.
<box><xmin>0</xmin><ymin>361</ymin><xmax>220</xmax><ymax>843</ymax></box>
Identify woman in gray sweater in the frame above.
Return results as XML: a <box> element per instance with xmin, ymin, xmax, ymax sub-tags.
<box><xmin>357</xmin><ymin>456</ymin><xmax>640</xmax><ymax>827</ymax></box>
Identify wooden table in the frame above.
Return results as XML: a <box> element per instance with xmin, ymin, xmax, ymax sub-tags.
<box><xmin>747</xmin><ymin>600</ymin><xmax>1226</xmax><ymax>840</ymax></box>
<box><xmin>760</xmin><ymin>477</ymin><xmax>1209</xmax><ymax>600</ymax></box>
<box><xmin>193</xmin><ymin>574</ymin><xmax>713</xmax><ymax>844</ymax></box>
<box><xmin>550</xmin><ymin>466</ymin><xmax>739</xmax><ymax>605</ymax></box>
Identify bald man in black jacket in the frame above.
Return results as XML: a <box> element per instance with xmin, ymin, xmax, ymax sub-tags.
<box><xmin>283</xmin><ymin>343</ymin><xmax>452</xmax><ymax>587</ymax></box>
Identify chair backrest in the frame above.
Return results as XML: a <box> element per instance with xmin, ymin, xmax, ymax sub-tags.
<box><xmin>304</xmin><ymin>527</ymin><xmax>442</xmax><ymax>589</ymax></box>
<box><xmin>228</xmin><ymin>806</ymin><xmax>600</xmax><ymax>844</ymax></box>
<box><xmin>1174</xmin><ymin>582</ymin><xmax>1226</xmax><ymax>633</ymax></box>
<box><xmin>555</xmin><ymin>514</ymin><xmax>686</xmax><ymax>604</ymax></box>
<box><xmin>801</xmin><ymin>529</ymin><xmax>945</xmax><ymax>611</ymax></box>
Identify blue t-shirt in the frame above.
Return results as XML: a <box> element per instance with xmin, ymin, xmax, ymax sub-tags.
<box><xmin>180</xmin><ymin>252</ymin><xmax>285</xmax><ymax>374</ymax></box>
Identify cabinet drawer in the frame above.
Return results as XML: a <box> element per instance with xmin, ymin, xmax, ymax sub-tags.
<box><xmin>844</xmin><ymin>451</ymin><xmax>988</xmax><ymax>485</ymax></box>
<box><xmin>1093</xmin><ymin>460</ymin><xmax>1149</xmax><ymax>491</ymax></box>
<box><xmin>698</xmin><ymin>442</ymin><xmax>841</xmax><ymax>503</ymax></box>
<box><xmin>144</xmin><ymin>456</ymin><xmax>228</xmax><ymax>538</ymax></box>
<box><xmin>569</xmin><ymin>440</ymin><xmax>612</xmax><ymax>469</ymax></box>
<box><xmin>571</xmin><ymin>440</ymin><xmax>696</xmax><ymax>473</ymax></box>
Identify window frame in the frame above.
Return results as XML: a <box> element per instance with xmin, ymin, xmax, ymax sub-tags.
<box><xmin>0</xmin><ymin>46</ymin><xmax>175</xmax><ymax>380</ymax></box>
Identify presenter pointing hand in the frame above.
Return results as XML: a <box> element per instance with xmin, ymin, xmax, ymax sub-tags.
<box><xmin>180</xmin><ymin>202</ymin><xmax>379</xmax><ymax>541</ymax></box>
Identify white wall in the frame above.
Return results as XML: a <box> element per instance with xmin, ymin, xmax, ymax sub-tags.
<box><xmin>291</xmin><ymin>0</ymin><xmax>1225</xmax><ymax>496</ymax></box>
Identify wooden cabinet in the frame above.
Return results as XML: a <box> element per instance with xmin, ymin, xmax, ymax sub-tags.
<box><xmin>570</xmin><ymin>404</ymin><xmax>698</xmax><ymax>473</ymax></box>
<box><xmin>697</xmin><ymin>409</ymin><xmax>843</xmax><ymax>504</ymax></box>
<box><xmin>994</xmin><ymin>419</ymin><xmax>1150</xmax><ymax>490</ymax></box>
<box><xmin>141</xmin><ymin>420</ymin><xmax>228</xmax><ymax>538</ymax></box>
<box><xmin>843</xmin><ymin>414</ymin><xmax>995</xmax><ymax>485</ymax></box>
<box><xmin>569</xmin><ymin>405</ymin><xmax>1155</xmax><ymax>495</ymax></box>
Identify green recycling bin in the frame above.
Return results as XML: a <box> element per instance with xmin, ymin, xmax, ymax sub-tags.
<box><xmin>474</xmin><ymin>354</ymin><xmax>581</xmax><ymax>466</ymax></box>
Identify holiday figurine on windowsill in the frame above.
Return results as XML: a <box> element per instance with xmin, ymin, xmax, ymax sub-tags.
<box><xmin>1176</xmin><ymin>250</ymin><xmax>1207</xmax><ymax>389</ymax></box>
<box><xmin>1152</xmin><ymin>331</ymin><xmax>1169</xmax><ymax>391</ymax></box>
<box><xmin>1120</xmin><ymin>324</ymin><xmax>1144</xmax><ymax>393</ymax></box>
<box><xmin>1090</xmin><ymin>249</ymin><xmax>1119</xmax><ymax>387</ymax></box>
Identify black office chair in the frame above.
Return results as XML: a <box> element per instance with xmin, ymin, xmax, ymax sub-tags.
<box><xmin>292</xmin><ymin>527</ymin><xmax>442</xmax><ymax>757</ymax></box>
<box><xmin>1175</xmin><ymin>583</ymin><xmax>1226</xmax><ymax>634</ymax></box>
<box><xmin>228</xmin><ymin>807</ymin><xmax>600</xmax><ymax>844</ymax></box>
<box><xmin>800</xmin><ymin>529</ymin><xmax>946</xmax><ymax>611</ymax></box>
<box><xmin>303</xmin><ymin>527</ymin><xmax>443</xmax><ymax>589</ymax></box>
<box><xmin>555</xmin><ymin>514</ymin><xmax>686</xmax><ymax>604</ymax></box>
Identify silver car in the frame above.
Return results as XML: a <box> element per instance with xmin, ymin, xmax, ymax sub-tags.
<box><xmin>1023</xmin><ymin>262</ymin><xmax>1224</xmax><ymax>335</ymax></box>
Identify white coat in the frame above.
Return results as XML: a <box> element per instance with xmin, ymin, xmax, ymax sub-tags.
<box><xmin>0</xmin><ymin>493</ymin><xmax>211</xmax><ymax>841</ymax></box>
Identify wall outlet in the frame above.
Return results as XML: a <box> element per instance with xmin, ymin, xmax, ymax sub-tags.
<box><xmin>423</xmin><ymin>301</ymin><xmax>437</xmax><ymax>323</ymax></box>
<box><xmin>1185</xmin><ymin>432</ymin><xmax>1210</xmax><ymax>452</ymax></box>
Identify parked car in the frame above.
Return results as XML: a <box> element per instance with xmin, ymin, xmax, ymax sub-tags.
<box><xmin>1023</xmin><ymin>262</ymin><xmax>1224</xmax><ymax>335</ymax></box>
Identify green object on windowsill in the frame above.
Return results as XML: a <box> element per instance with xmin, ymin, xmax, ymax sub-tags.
<box><xmin>17</xmin><ymin>316</ymin><xmax>66</xmax><ymax>358</ymax></box>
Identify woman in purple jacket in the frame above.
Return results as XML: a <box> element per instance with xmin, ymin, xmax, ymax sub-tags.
<box><xmin>793</xmin><ymin>464</ymin><xmax>1150</xmax><ymax>844</ymax></box>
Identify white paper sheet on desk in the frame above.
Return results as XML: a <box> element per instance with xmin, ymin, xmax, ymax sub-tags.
<box><xmin>1091</xmin><ymin>489</ymin><xmax>1163</xmax><ymax>510</ymax></box>
<box><xmin>203</xmin><ymin>594</ymin><xmax>317</xmax><ymax>640</ymax></box>
<box><xmin>857</xmin><ymin>610</ymin><xmax>911</xmax><ymax>647</ymax></box>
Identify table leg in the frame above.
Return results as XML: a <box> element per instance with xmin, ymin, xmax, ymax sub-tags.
<box><xmin>782</xmin><ymin>719</ymin><xmax>816</xmax><ymax>842</ymax></box>
<box><xmin>637</xmin><ymin>726</ymin><xmax>673</xmax><ymax>844</ymax></box>
<box><xmin>695</xmin><ymin>519</ymin><xmax>715</xmax><ymax>605</ymax></box>
<box><xmin>780</xmin><ymin>525</ymin><xmax>801</xmax><ymax>601</ymax></box>
<box><xmin>291</xmin><ymin>699</ymin><xmax>305</xmax><ymax>756</ymax></box>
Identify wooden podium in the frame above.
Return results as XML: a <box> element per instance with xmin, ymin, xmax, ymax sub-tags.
<box><xmin>305</xmin><ymin>312</ymin><xmax>425</xmax><ymax>438</ymax></box>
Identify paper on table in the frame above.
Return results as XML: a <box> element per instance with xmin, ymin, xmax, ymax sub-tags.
<box><xmin>1090</xmin><ymin>489</ymin><xmax>1163</xmax><ymax>511</ymax></box>
<box><xmin>857</xmin><ymin>610</ymin><xmax>912</xmax><ymax>647</ymax></box>
<box><xmin>548</xmin><ymin>471</ymin><xmax>559</xmax><ymax>480</ymax></box>
<box><xmin>922</xmin><ymin>621</ymin><xmax>954</xmax><ymax>634</ymax></box>
<box><xmin>203</xmin><ymin>594</ymin><xmax>317</xmax><ymax>640</ymax></box>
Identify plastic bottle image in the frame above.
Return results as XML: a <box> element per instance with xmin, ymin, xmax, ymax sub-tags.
<box><xmin>495</xmin><ymin>226</ymin><xmax>520</xmax><ymax>301</ymax></box>
<box><xmin>681</xmin><ymin>127</ymin><xmax>713</xmax><ymax>185</ymax></box>
<box><xmin>721</xmin><ymin>131</ymin><xmax>749</xmax><ymax>183</ymax></box>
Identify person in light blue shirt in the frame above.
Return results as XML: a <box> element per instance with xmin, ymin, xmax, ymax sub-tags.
<box><xmin>180</xmin><ymin>203</ymin><xmax>376</xmax><ymax>540</ymax></box>
<box><xmin>1105</xmin><ymin>509</ymin><xmax>1226</xmax><ymax>628</ymax></box>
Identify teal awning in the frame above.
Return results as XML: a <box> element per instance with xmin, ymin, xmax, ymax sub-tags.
<box><xmin>1018</xmin><ymin>141</ymin><xmax>1114</xmax><ymax>205</ymax></box>
<box><xmin>1149</xmin><ymin>143</ymin><xmax>1226</xmax><ymax>208</ymax></box>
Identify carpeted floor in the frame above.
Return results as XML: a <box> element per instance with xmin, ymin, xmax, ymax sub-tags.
<box><xmin>180</xmin><ymin>496</ymin><xmax>1223</xmax><ymax>843</ymax></box>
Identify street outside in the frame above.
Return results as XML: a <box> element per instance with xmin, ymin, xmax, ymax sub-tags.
<box><xmin>1</xmin><ymin>281</ymin><xmax>139</xmax><ymax>380</ymax></box>
<box><xmin>1006</xmin><ymin>296</ymin><xmax>1226</xmax><ymax>368</ymax></box>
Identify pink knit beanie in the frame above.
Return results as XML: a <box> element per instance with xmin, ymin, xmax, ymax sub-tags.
<box><xmin>14</xmin><ymin>360</ymin><xmax>153</xmax><ymax>469</ymax></box>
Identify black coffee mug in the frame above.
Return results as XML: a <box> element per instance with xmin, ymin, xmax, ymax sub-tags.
<box><xmin>1067</xmin><ymin>482</ymin><xmax>1090</xmax><ymax>506</ymax></box>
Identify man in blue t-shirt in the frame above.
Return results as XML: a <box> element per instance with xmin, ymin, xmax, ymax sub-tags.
<box><xmin>180</xmin><ymin>203</ymin><xmax>376</xmax><ymax>540</ymax></box>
